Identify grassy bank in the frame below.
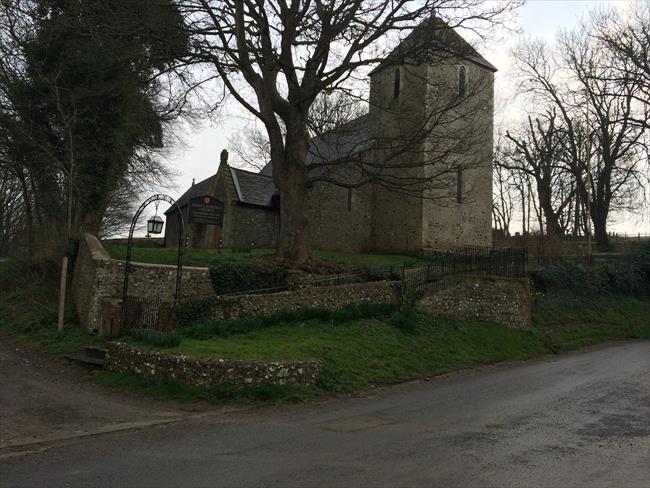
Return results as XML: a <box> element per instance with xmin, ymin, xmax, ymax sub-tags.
<box><xmin>2</xmin><ymin>259</ymin><xmax>648</xmax><ymax>405</ymax></box>
<box><xmin>0</xmin><ymin>261</ymin><xmax>103</xmax><ymax>354</ymax></box>
<box><xmin>110</xmin><ymin>293</ymin><xmax>650</xmax><ymax>403</ymax></box>
<box><xmin>533</xmin><ymin>294</ymin><xmax>650</xmax><ymax>351</ymax></box>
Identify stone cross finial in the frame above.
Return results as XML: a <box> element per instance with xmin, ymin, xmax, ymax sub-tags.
<box><xmin>220</xmin><ymin>149</ymin><xmax>229</xmax><ymax>165</ymax></box>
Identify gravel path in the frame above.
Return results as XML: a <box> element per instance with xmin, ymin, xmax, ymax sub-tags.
<box><xmin>0</xmin><ymin>338</ymin><xmax>208</xmax><ymax>452</ymax></box>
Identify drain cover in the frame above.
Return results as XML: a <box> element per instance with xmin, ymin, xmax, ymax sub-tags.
<box><xmin>317</xmin><ymin>415</ymin><xmax>392</xmax><ymax>432</ymax></box>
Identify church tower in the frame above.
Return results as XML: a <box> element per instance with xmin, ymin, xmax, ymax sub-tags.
<box><xmin>367</xmin><ymin>17</ymin><xmax>496</xmax><ymax>252</ymax></box>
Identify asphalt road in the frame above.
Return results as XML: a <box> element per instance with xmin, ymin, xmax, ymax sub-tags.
<box><xmin>2</xmin><ymin>341</ymin><xmax>649</xmax><ymax>488</ymax></box>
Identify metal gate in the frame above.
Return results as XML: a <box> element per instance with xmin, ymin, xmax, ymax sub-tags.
<box><xmin>121</xmin><ymin>296</ymin><xmax>162</xmax><ymax>331</ymax></box>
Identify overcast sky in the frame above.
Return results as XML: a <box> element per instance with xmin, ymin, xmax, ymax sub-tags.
<box><xmin>161</xmin><ymin>0</ymin><xmax>647</xmax><ymax>236</ymax></box>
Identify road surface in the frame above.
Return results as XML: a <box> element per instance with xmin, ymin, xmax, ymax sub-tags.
<box><xmin>1</xmin><ymin>341</ymin><xmax>649</xmax><ymax>487</ymax></box>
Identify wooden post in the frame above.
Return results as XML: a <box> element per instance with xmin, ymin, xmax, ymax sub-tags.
<box><xmin>57</xmin><ymin>256</ymin><xmax>68</xmax><ymax>333</ymax></box>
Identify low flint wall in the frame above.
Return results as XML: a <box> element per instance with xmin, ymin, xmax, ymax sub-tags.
<box><xmin>180</xmin><ymin>280</ymin><xmax>398</xmax><ymax>322</ymax></box>
<box><xmin>221</xmin><ymin>280</ymin><xmax>396</xmax><ymax>319</ymax></box>
<box><xmin>105</xmin><ymin>342</ymin><xmax>322</xmax><ymax>387</ymax></box>
<box><xmin>71</xmin><ymin>233</ymin><xmax>213</xmax><ymax>334</ymax></box>
<box><xmin>416</xmin><ymin>275</ymin><xmax>532</xmax><ymax>329</ymax></box>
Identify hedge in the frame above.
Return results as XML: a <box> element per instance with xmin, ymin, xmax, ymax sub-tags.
<box><xmin>208</xmin><ymin>262</ymin><xmax>288</xmax><ymax>295</ymax></box>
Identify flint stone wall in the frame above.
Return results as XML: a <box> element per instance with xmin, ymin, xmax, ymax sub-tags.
<box><xmin>105</xmin><ymin>342</ymin><xmax>322</xmax><ymax>387</ymax></box>
<box><xmin>72</xmin><ymin>233</ymin><xmax>213</xmax><ymax>334</ymax></box>
<box><xmin>188</xmin><ymin>280</ymin><xmax>397</xmax><ymax>321</ymax></box>
<box><xmin>417</xmin><ymin>275</ymin><xmax>532</xmax><ymax>329</ymax></box>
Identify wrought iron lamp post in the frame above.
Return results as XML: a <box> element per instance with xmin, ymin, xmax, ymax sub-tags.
<box><xmin>121</xmin><ymin>194</ymin><xmax>184</xmax><ymax>332</ymax></box>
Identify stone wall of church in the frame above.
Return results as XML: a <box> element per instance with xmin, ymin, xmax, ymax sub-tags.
<box><xmin>366</xmin><ymin>63</ymin><xmax>428</xmax><ymax>254</ymax></box>
<box><xmin>229</xmin><ymin>204</ymin><xmax>279</xmax><ymax>249</ymax></box>
<box><xmin>308</xmin><ymin>177</ymin><xmax>374</xmax><ymax>253</ymax></box>
<box><xmin>420</xmin><ymin>61</ymin><xmax>494</xmax><ymax>250</ymax></box>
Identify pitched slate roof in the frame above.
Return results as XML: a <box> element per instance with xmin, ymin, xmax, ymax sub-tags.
<box><xmin>229</xmin><ymin>167</ymin><xmax>277</xmax><ymax>207</ymax></box>
<box><xmin>166</xmin><ymin>174</ymin><xmax>216</xmax><ymax>214</ymax></box>
<box><xmin>370</xmin><ymin>16</ymin><xmax>497</xmax><ymax>75</ymax></box>
<box><xmin>167</xmin><ymin>166</ymin><xmax>278</xmax><ymax>214</ymax></box>
<box><xmin>260</xmin><ymin>114</ymin><xmax>371</xmax><ymax>178</ymax></box>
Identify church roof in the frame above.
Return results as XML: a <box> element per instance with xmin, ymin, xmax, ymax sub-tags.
<box><xmin>229</xmin><ymin>167</ymin><xmax>277</xmax><ymax>207</ymax></box>
<box><xmin>167</xmin><ymin>166</ymin><xmax>278</xmax><ymax>214</ymax></box>
<box><xmin>370</xmin><ymin>16</ymin><xmax>497</xmax><ymax>75</ymax></box>
<box><xmin>259</xmin><ymin>113</ymin><xmax>371</xmax><ymax>178</ymax></box>
<box><xmin>168</xmin><ymin>174</ymin><xmax>216</xmax><ymax>212</ymax></box>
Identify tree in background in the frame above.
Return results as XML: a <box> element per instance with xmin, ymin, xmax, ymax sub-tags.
<box><xmin>508</xmin><ymin>8</ymin><xmax>648</xmax><ymax>250</ymax></box>
<box><xmin>0</xmin><ymin>0</ymin><xmax>188</xmax><ymax>259</ymax></box>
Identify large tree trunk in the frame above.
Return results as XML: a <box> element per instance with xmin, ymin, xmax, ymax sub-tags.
<box><xmin>592</xmin><ymin>207</ymin><xmax>610</xmax><ymax>252</ymax></box>
<box><xmin>275</xmin><ymin>119</ymin><xmax>311</xmax><ymax>265</ymax></box>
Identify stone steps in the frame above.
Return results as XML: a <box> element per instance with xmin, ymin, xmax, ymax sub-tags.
<box><xmin>64</xmin><ymin>346</ymin><xmax>106</xmax><ymax>369</ymax></box>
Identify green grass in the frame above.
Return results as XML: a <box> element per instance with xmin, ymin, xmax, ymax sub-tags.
<box><xmin>102</xmin><ymin>243</ymin><xmax>421</xmax><ymax>270</ymax></box>
<box><xmin>166</xmin><ymin>315</ymin><xmax>547</xmax><ymax>393</ymax></box>
<box><xmin>118</xmin><ymin>292</ymin><xmax>650</xmax><ymax>399</ymax></box>
<box><xmin>0</xmin><ymin>261</ymin><xmax>103</xmax><ymax>354</ymax></box>
<box><xmin>533</xmin><ymin>293</ymin><xmax>650</xmax><ymax>351</ymax></box>
<box><xmin>3</xmin><ymin>258</ymin><xmax>648</xmax><ymax>405</ymax></box>
<box><xmin>92</xmin><ymin>370</ymin><xmax>313</xmax><ymax>405</ymax></box>
<box><xmin>102</xmin><ymin>243</ymin><xmax>273</xmax><ymax>267</ymax></box>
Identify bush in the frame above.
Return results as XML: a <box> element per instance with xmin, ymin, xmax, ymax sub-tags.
<box><xmin>528</xmin><ymin>263</ymin><xmax>591</xmax><ymax>294</ymax></box>
<box><xmin>631</xmin><ymin>241</ymin><xmax>650</xmax><ymax>289</ymax></box>
<box><xmin>127</xmin><ymin>328</ymin><xmax>181</xmax><ymax>348</ymax></box>
<box><xmin>208</xmin><ymin>262</ymin><xmax>288</xmax><ymax>294</ymax></box>
<box><xmin>528</xmin><ymin>255</ymin><xmax>649</xmax><ymax>297</ymax></box>
<box><xmin>173</xmin><ymin>296</ymin><xmax>220</xmax><ymax>328</ymax></box>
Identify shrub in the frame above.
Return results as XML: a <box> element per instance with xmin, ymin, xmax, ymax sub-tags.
<box><xmin>126</xmin><ymin>328</ymin><xmax>181</xmax><ymax>348</ymax></box>
<box><xmin>528</xmin><ymin>255</ymin><xmax>649</xmax><ymax>297</ymax></box>
<box><xmin>528</xmin><ymin>263</ymin><xmax>591</xmax><ymax>294</ymax></box>
<box><xmin>208</xmin><ymin>262</ymin><xmax>288</xmax><ymax>295</ymax></box>
<box><xmin>173</xmin><ymin>296</ymin><xmax>221</xmax><ymax>328</ymax></box>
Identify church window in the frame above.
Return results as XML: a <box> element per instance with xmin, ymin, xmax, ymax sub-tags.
<box><xmin>393</xmin><ymin>68</ymin><xmax>401</xmax><ymax>99</ymax></box>
<box><xmin>456</xmin><ymin>167</ymin><xmax>464</xmax><ymax>203</ymax></box>
<box><xmin>458</xmin><ymin>65</ymin><xmax>467</xmax><ymax>97</ymax></box>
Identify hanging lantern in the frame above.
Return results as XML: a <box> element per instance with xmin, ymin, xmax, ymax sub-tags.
<box><xmin>147</xmin><ymin>203</ymin><xmax>164</xmax><ymax>234</ymax></box>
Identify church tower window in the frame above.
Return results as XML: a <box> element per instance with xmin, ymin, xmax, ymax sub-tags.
<box><xmin>456</xmin><ymin>167</ymin><xmax>464</xmax><ymax>203</ymax></box>
<box><xmin>393</xmin><ymin>68</ymin><xmax>401</xmax><ymax>99</ymax></box>
<box><xmin>458</xmin><ymin>65</ymin><xmax>467</xmax><ymax>97</ymax></box>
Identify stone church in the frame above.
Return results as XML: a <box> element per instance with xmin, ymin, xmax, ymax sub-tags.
<box><xmin>165</xmin><ymin>17</ymin><xmax>495</xmax><ymax>255</ymax></box>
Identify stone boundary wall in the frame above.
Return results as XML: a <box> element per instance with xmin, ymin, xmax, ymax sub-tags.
<box><xmin>105</xmin><ymin>342</ymin><xmax>322</xmax><ymax>387</ymax></box>
<box><xmin>71</xmin><ymin>234</ymin><xmax>213</xmax><ymax>334</ymax></box>
<box><xmin>187</xmin><ymin>280</ymin><xmax>398</xmax><ymax>321</ymax></box>
<box><xmin>416</xmin><ymin>275</ymin><xmax>532</xmax><ymax>329</ymax></box>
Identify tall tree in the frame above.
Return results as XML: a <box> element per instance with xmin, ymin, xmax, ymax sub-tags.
<box><xmin>180</xmin><ymin>0</ymin><xmax>518</xmax><ymax>264</ymax></box>
<box><xmin>512</xmin><ymin>19</ymin><xmax>648</xmax><ymax>250</ymax></box>
<box><xmin>0</xmin><ymin>0</ymin><xmax>187</xmax><ymax>257</ymax></box>
<box><xmin>503</xmin><ymin>111</ymin><xmax>573</xmax><ymax>238</ymax></box>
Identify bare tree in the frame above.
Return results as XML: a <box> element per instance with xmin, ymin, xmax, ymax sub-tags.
<box><xmin>180</xmin><ymin>0</ymin><xmax>519</xmax><ymax>264</ymax></box>
<box><xmin>590</xmin><ymin>4</ymin><xmax>650</xmax><ymax>130</ymax></box>
<box><xmin>512</xmin><ymin>20</ymin><xmax>648</xmax><ymax>250</ymax></box>
<box><xmin>503</xmin><ymin>110</ymin><xmax>574</xmax><ymax>238</ymax></box>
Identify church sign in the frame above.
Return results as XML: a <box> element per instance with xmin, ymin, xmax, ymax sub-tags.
<box><xmin>188</xmin><ymin>195</ymin><xmax>224</xmax><ymax>226</ymax></box>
